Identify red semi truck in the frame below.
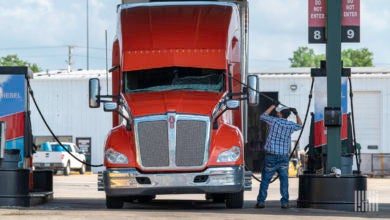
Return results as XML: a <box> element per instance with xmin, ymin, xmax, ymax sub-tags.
<box><xmin>89</xmin><ymin>0</ymin><xmax>258</xmax><ymax>209</ymax></box>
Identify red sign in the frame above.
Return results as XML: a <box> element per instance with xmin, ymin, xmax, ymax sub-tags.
<box><xmin>308</xmin><ymin>0</ymin><xmax>360</xmax><ymax>43</ymax></box>
<box><xmin>342</xmin><ymin>0</ymin><xmax>360</xmax><ymax>26</ymax></box>
<box><xmin>308</xmin><ymin>0</ymin><xmax>326</xmax><ymax>27</ymax></box>
<box><xmin>341</xmin><ymin>0</ymin><xmax>360</xmax><ymax>42</ymax></box>
<box><xmin>308</xmin><ymin>0</ymin><xmax>327</xmax><ymax>43</ymax></box>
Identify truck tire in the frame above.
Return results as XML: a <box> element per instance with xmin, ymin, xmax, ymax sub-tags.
<box><xmin>79</xmin><ymin>163</ymin><xmax>86</xmax><ymax>174</ymax></box>
<box><xmin>64</xmin><ymin>162</ymin><xmax>71</xmax><ymax>176</ymax></box>
<box><xmin>225</xmin><ymin>190</ymin><xmax>244</xmax><ymax>209</ymax></box>
<box><xmin>106</xmin><ymin>196</ymin><xmax>124</xmax><ymax>209</ymax></box>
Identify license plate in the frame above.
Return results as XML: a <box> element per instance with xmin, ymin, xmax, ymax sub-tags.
<box><xmin>44</xmin><ymin>163</ymin><xmax>50</xmax><ymax>167</ymax></box>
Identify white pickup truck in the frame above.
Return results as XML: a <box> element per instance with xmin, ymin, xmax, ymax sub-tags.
<box><xmin>33</xmin><ymin>142</ymin><xmax>86</xmax><ymax>175</ymax></box>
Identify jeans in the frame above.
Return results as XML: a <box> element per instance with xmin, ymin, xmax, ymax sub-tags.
<box><xmin>257</xmin><ymin>153</ymin><xmax>289</xmax><ymax>205</ymax></box>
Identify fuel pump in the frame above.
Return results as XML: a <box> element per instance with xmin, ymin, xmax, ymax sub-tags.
<box><xmin>0</xmin><ymin>67</ymin><xmax>52</xmax><ymax>207</ymax></box>
<box><xmin>298</xmin><ymin>0</ymin><xmax>367</xmax><ymax>211</ymax></box>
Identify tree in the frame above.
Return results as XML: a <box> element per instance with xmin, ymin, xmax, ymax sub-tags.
<box><xmin>342</xmin><ymin>48</ymin><xmax>373</xmax><ymax>67</ymax></box>
<box><xmin>289</xmin><ymin>47</ymin><xmax>374</xmax><ymax>67</ymax></box>
<box><xmin>0</xmin><ymin>54</ymin><xmax>41</xmax><ymax>72</ymax></box>
<box><xmin>288</xmin><ymin>47</ymin><xmax>317</xmax><ymax>67</ymax></box>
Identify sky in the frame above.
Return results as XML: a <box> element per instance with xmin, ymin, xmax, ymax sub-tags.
<box><xmin>0</xmin><ymin>0</ymin><xmax>389</xmax><ymax>72</ymax></box>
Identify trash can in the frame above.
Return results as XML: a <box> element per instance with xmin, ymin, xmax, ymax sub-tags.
<box><xmin>33</xmin><ymin>170</ymin><xmax>53</xmax><ymax>192</ymax></box>
<box><xmin>0</xmin><ymin>168</ymin><xmax>30</xmax><ymax>206</ymax></box>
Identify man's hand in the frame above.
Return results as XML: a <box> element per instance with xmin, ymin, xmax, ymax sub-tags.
<box><xmin>290</xmin><ymin>108</ymin><xmax>298</xmax><ymax>115</ymax></box>
<box><xmin>290</xmin><ymin>107</ymin><xmax>302</xmax><ymax>124</ymax></box>
<box><xmin>273</xmin><ymin>100</ymin><xmax>279</xmax><ymax>106</ymax></box>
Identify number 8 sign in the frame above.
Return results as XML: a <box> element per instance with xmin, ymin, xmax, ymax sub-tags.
<box><xmin>308</xmin><ymin>0</ymin><xmax>326</xmax><ymax>43</ymax></box>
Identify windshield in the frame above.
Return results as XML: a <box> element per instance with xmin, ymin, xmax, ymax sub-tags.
<box><xmin>124</xmin><ymin>67</ymin><xmax>225</xmax><ymax>93</ymax></box>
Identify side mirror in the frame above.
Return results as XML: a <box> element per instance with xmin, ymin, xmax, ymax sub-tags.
<box><xmin>89</xmin><ymin>78</ymin><xmax>101</xmax><ymax>108</ymax></box>
<box><xmin>103</xmin><ymin>101</ymin><xmax>132</xmax><ymax>131</ymax></box>
<box><xmin>226</xmin><ymin>99</ymin><xmax>240</xmax><ymax>110</ymax></box>
<box><xmin>0</xmin><ymin>122</ymin><xmax>6</xmax><ymax>159</ymax></box>
<box><xmin>247</xmin><ymin>75</ymin><xmax>259</xmax><ymax>106</ymax></box>
<box><xmin>103</xmin><ymin>102</ymin><xmax>118</xmax><ymax>112</ymax></box>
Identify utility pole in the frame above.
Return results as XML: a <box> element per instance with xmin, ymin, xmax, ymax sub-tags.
<box><xmin>67</xmin><ymin>45</ymin><xmax>74</xmax><ymax>72</ymax></box>
<box><xmin>86</xmin><ymin>0</ymin><xmax>89</xmax><ymax>70</ymax></box>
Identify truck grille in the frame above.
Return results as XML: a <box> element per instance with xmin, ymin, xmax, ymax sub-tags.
<box><xmin>135</xmin><ymin>114</ymin><xmax>210</xmax><ymax>170</ymax></box>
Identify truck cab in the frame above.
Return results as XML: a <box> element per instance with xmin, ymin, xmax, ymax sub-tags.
<box><xmin>89</xmin><ymin>0</ymin><xmax>258</xmax><ymax>209</ymax></box>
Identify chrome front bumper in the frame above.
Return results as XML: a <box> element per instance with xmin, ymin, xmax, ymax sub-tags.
<box><xmin>99</xmin><ymin>166</ymin><xmax>251</xmax><ymax>196</ymax></box>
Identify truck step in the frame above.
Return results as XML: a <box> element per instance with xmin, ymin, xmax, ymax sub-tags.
<box><xmin>97</xmin><ymin>171</ymin><xmax>104</xmax><ymax>191</ymax></box>
<box><xmin>244</xmin><ymin>171</ymin><xmax>252</xmax><ymax>191</ymax></box>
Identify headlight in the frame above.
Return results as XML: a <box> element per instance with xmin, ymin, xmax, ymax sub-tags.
<box><xmin>217</xmin><ymin>146</ymin><xmax>240</xmax><ymax>162</ymax></box>
<box><xmin>105</xmin><ymin>148</ymin><xmax>128</xmax><ymax>164</ymax></box>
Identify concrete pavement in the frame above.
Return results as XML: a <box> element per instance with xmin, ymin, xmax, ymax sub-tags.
<box><xmin>0</xmin><ymin>174</ymin><xmax>389</xmax><ymax>219</ymax></box>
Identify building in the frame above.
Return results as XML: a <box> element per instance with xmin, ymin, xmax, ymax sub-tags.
<box><xmin>30</xmin><ymin>70</ymin><xmax>111</xmax><ymax>172</ymax></box>
<box><xmin>29</xmin><ymin>68</ymin><xmax>390</xmax><ymax>174</ymax></box>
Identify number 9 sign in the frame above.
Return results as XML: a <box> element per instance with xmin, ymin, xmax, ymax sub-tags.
<box><xmin>342</xmin><ymin>26</ymin><xmax>360</xmax><ymax>42</ymax></box>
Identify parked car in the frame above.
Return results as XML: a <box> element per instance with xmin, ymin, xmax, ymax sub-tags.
<box><xmin>33</xmin><ymin>142</ymin><xmax>86</xmax><ymax>175</ymax></box>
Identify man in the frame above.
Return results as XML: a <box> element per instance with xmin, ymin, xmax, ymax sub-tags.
<box><xmin>255</xmin><ymin>102</ymin><xmax>302</xmax><ymax>209</ymax></box>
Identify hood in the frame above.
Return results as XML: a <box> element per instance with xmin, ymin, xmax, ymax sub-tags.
<box><xmin>119</xmin><ymin>3</ymin><xmax>233</xmax><ymax>71</ymax></box>
<box><xmin>124</xmin><ymin>91</ymin><xmax>224</xmax><ymax>117</ymax></box>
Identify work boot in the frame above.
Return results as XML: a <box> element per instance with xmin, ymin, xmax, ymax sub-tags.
<box><xmin>281</xmin><ymin>204</ymin><xmax>290</xmax><ymax>209</ymax></box>
<box><xmin>254</xmin><ymin>203</ymin><xmax>265</xmax><ymax>209</ymax></box>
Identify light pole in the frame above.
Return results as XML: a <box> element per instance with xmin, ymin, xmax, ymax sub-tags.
<box><xmin>86</xmin><ymin>0</ymin><xmax>89</xmax><ymax>70</ymax></box>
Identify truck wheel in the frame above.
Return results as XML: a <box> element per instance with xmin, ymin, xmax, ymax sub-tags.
<box><xmin>225</xmin><ymin>190</ymin><xmax>244</xmax><ymax>209</ymax></box>
<box><xmin>64</xmin><ymin>162</ymin><xmax>71</xmax><ymax>176</ymax></box>
<box><xmin>106</xmin><ymin>196</ymin><xmax>124</xmax><ymax>209</ymax></box>
<box><xmin>79</xmin><ymin>163</ymin><xmax>86</xmax><ymax>174</ymax></box>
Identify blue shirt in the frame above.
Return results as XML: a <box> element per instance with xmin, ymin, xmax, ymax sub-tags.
<box><xmin>260</xmin><ymin>114</ymin><xmax>302</xmax><ymax>156</ymax></box>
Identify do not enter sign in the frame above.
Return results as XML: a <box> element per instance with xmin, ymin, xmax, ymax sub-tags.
<box><xmin>341</xmin><ymin>0</ymin><xmax>360</xmax><ymax>42</ymax></box>
<box><xmin>308</xmin><ymin>0</ymin><xmax>360</xmax><ymax>43</ymax></box>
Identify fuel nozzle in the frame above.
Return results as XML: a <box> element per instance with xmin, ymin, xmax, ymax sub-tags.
<box><xmin>331</xmin><ymin>167</ymin><xmax>341</xmax><ymax>177</ymax></box>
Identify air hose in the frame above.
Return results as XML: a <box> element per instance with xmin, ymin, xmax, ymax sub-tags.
<box><xmin>348</xmin><ymin>76</ymin><xmax>361</xmax><ymax>173</ymax></box>
<box><xmin>26</xmin><ymin>78</ymin><xmax>104</xmax><ymax>167</ymax></box>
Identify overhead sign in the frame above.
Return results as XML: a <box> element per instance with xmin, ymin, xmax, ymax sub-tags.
<box><xmin>341</xmin><ymin>0</ymin><xmax>360</xmax><ymax>42</ymax></box>
<box><xmin>308</xmin><ymin>0</ymin><xmax>360</xmax><ymax>43</ymax></box>
<box><xmin>308</xmin><ymin>0</ymin><xmax>326</xmax><ymax>43</ymax></box>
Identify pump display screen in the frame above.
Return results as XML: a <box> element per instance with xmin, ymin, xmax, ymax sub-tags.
<box><xmin>124</xmin><ymin>67</ymin><xmax>225</xmax><ymax>93</ymax></box>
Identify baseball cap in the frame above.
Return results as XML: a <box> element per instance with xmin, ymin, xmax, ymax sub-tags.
<box><xmin>275</xmin><ymin>106</ymin><xmax>290</xmax><ymax>112</ymax></box>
